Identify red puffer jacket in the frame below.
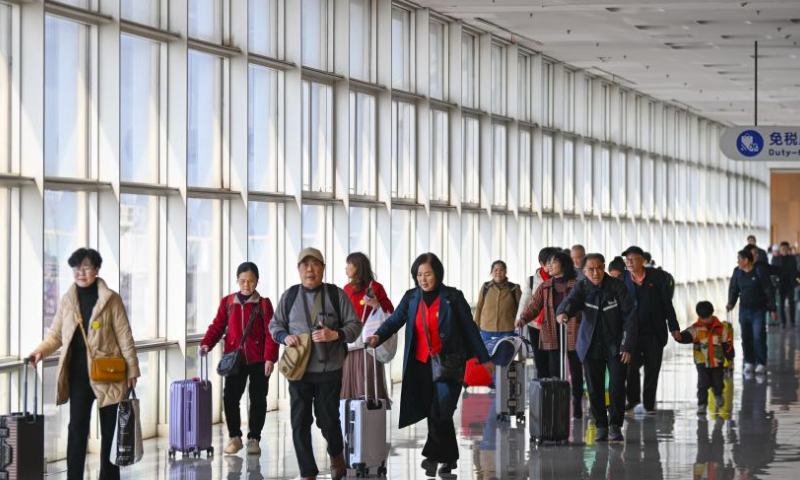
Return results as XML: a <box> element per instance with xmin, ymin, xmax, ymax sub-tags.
<box><xmin>201</xmin><ymin>292</ymin><xmax>279</xmax><ymax>364</ymax></box>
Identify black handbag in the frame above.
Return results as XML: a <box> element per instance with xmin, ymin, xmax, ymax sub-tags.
<box><xmin>420</xmin><ymin>300</ymin><xmax>465</xmax><ymax>382</ymax></box>
<box><xmin>217</xmin><ymin>301</ymin><xmax>261</xmax><ymax>377</ymax></box>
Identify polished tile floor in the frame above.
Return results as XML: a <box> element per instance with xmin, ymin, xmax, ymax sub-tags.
<box><xmin>48</xmin><ymin>324</ymin><xmax>800</xmax><ymax>479</ymax></box>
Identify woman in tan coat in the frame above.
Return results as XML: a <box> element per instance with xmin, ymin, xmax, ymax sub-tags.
<box><xmin>29</xmin><ymin>248</ymin><xmax>139</xmax><ymax>480</ymax></box>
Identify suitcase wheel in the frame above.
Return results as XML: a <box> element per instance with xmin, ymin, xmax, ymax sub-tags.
<box><xmin>516</xmin><ymin>414</ymin><xmax>526</xmax><ymax>423</ymax></box>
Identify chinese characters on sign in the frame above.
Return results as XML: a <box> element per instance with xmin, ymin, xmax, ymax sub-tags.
<box><xmin>720</xmin><ymin>126</ymin><xmax>800</xmax><ymax>161</ymax></box>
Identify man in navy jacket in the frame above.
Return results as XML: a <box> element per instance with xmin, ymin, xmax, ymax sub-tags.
<box><xmin>621</xmin><ymin>246</ymin><xmax>680</xmax><ymax>415</ymax></box>
<box><xmin>556</xmin><ymin>253</ymin><xmax>637</xmax><ymax>442</ymax></box>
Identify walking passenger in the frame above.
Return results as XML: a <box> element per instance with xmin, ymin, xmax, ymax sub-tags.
<box><xmin>556</xmin><ymin>253</ymin><xmax>636</xmax><ymax>442</ymax></box>
<box><xmin>571</xmin><ymin>244</ymin><xmax>587</xmax><ymax>281</ymax></box>
<box><xmin>270</xmin><ymin>248</ymin><xmax>363</xmax><ymax>480</ymax></box>
<box><xmin>726</xmin><ymin>248</ymin><xmax>776</xmax><ymax>375</ymax></box>
<box><xmin>771</xmin><ymin>241</ymin><xmax>799</xmax><ymax>328</ymax></box>
<box><xmin>516</xmin><ymin>250</ymin><xmax>584</xmax><ymax>418</ymax></box>
<box><xmin>200</xmin><ymin>262</ymin><xmax>278</xmax><ymax>455</ymax></box>
<box><xmin>621</xmin><ymin>245</ymin><xmax>680</xmax><ymax>415</ymax></box>
<box><xmin>516</xmin><ymin>247</ymin><xmax>559</xmax><ymax>378</ymax></box>
<box><xmin>365</xmin><ymin>253</ymin><xmax>493</xmax><ymax>478</ymax></box>
<box><xmin>341</xmin><ymin>252</ymin><xmax>394</xmax><ymax>400</ymax></box>
<box><xmin>474</xmin><ymin>260</ymin><xmax>521</xmax><ymax>344</ymax></box>
<box><xmin>675</xmin><ymin>301</ymin><xmax>734</xmax><ymax>415</ymax></box>
<box><xmin>29</xmin><ymin>248</ymin><xmax>140</xmax><ymax>480</ymax></box>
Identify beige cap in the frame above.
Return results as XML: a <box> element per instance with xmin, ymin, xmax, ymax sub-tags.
<box><xmin>297</xmin><ymin>247</ymin><xmax>325</xmax><ymax>265</ymax></box>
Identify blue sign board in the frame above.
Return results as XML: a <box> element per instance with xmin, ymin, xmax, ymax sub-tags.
<box><xmin>720</xmin><ymin>126</ymin><xmax>800</xmax><ymax>161</ymax></box>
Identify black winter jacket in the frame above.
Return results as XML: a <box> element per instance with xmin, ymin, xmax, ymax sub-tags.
<box><xmin>556</xmin><ymin>275</ymin><xmax>637</xmax><ymax>362</ymax></box>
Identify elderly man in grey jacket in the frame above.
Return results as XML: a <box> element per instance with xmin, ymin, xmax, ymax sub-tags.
<box><xmin>270</xmin><ymin>247</ymin><xmax>363</xmax><ymax>480</ymax></box>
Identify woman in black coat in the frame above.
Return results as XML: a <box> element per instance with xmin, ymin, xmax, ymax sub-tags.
<box><xmin>366</xmin><ymin>253</ymin><xmax>494</xmax><ymax>477</ymax></box>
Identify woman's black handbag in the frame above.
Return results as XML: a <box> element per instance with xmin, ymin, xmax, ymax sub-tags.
<box><xmin>420</xmin><ymin>303</ymin><xmax>465</xmax><ymax>382</ymax></box>
<box><xmin>217</xmin><ymin>303</ymin><xmax>261</xmax><ymax>377</ymax></box>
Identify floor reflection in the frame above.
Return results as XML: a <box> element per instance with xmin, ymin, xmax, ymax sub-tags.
<box><xmin>45</xmin><ymin>325</ymin><xmax>800</xmax><ymax>479</ymax></box>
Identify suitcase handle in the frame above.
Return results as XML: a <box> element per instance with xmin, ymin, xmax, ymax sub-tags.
<box><xmin>22</xmin><ymin>358</ymin><xmax>38</xmax><ymax>420</ymax></box>
<box><xmin>197</xmin><ymin>346</ymin><xmax>209</xmax><ymax>383</ymax></box>
<box><xmin>362</xmin><ymin>347</ymin><xmax>380</xmax><ymax>405</ymax></box>
<box><xmin>560</xmin><ymin>321</ymin><xmax>566</xmax><ymax>381</ymax></box>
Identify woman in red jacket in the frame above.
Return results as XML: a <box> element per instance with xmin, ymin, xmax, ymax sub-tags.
<box><xmin>341</xmin><ymin>252</ymin><xmax>394</xmax><ymax>400</ymax></box>
<box><xmin>200</xmin><ymin>262</ymin><xmax>278</xmax><ymax>456</ymax></box>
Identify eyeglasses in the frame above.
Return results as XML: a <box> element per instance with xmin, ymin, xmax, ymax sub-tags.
<box><xmin>72</xmin><ymin>266</ymin><xmax>96</xmax><ymax>274</ymax></box>
<box><xmin>584</xmin><ymin>266</ymin><xmax>605</xmax><ymax>273</ymax></box>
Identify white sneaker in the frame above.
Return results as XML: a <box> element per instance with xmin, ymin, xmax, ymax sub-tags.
<box><xmin>755</xmin><ymin>364</ymin><xmax>766</xmax><ymax>375</ymax></box>
<box><xmin>246</xmin><ymin>438</ymin><xmax>261</xmax><ymax>455</ymax></box>
<box><xmin>224</xmin><ymin>437</ymin><xmax>244</xmax><ymax>455</ymax></box>
<box><xmin>633</xmin><ymin>404</ymin><xmax>654</xmax><ymax>415</ymax></box>
<box><xmin>743</xmin><ymin>363</ymin><xmax>754</xmax><ymax>374</ymax></box>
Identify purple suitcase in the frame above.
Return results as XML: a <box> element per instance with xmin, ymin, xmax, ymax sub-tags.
<box><xmin>168</xmin><ymin>349</ymin><xmax>214</xmax><ymax>459</ymax></box>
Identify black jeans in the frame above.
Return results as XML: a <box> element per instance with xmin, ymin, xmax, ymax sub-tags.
<box><xmin>626</xmin><ymin>334</ymin><xmax>665</xmax><ymax>410</ymax></box>
<box><xmin>528</xmin><ymin>327</ymin><xmax>550</xmax><ymax>379</ymax></box>
<box><xmin>696</xmin><ymin>366</ymin><xmax>724</xmax><ymax>406</ymax></box>
<box><xmin>546</xmin><ymin>349</ymin><xmax>584</xmax><ymax>401</ymax></box>
<box><xmin>408</xmin><ymin>358</ymin><xmax>461</xmax><ymax>464</ymax></box>
<box><xmin>288</xmin><ymin>376</ymin><xmax>344</xmax><ymax>478</ymax></box>
<box><xmin>778</xmin><ymin>289</ymin><xmax>797</xmax><ymax>326</ymax></box>
<box><xmin>583</xmin><ymin>350</ymin><xmax>626</xmax><ymax>429</ymax></box>
<box><xmin>223</xmin><ymin>361</ymin><xmax>269</xmax><ymax>440</ymax></box>
<box><xmin>67</xmin><ymin>360</ymin><xmax>119</xmax><ymax>480</ymax></box>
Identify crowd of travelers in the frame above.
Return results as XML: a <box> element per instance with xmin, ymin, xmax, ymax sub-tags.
<box><xmin>24</xmin><ymin>234</ymin><xmax>800</xmax><ymax>480</ymax></box>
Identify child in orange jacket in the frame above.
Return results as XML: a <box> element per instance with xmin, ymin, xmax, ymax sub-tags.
<box><xmin>676</xmin><ymin>301</ymin><xmax>734</xmax><ymax>415</ymax></box>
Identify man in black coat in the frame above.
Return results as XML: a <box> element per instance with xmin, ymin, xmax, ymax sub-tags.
<box><xmin>556</xmin><ymin>253</ymin><xmax>637</xmax><ymax>442</ymax></box>
<box><xmin>621</xmin><ymin>246</ymin><xmax>680</xmax><ymax>415</ymax></box>
<box><xmin>771</xmin><ymin>241</ymin><xmax>800</xmax><ymax>328</ymax></box>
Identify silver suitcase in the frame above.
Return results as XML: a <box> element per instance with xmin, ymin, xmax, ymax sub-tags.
<box><xmin>496</xmin><ymin>360</ymin><xmax>526</xmax><ymax>421</ymax></box>
<box><xmin>339</xmin><ymin>348</ymin><xmax>388</xmax><ymax>477</ymax></box>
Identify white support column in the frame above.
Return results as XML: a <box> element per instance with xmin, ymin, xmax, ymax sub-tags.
<box><xmin>97</xmin><ymin>0</ymin><xmax>120</xmax><ymax>291</ymax></box>
<box><xmin>376</xmin><ymin>0</ymin><xmax>392</xmax><ymax>213</ymax></box>
<box><xmin>229</xmin><ymin>0</ymin><xmax>249</xmax><ymax>275</ymax></box>
<box><xmin>448</xmin><ymin>21</ymin><xmax>462</xmax><ymax>215</ymax></box>
<box><xmin>163</xmin><ymin>0</ymin><xmax>188</xmax><ymax>429</ymax></box>
<box><xmin>17</xmin><ymin>0</ymin><xmax>44</xmax><ymax>371</ymax></box>
<box><xmin>507</xmin><ymin>42</ymin><xmax>519</xmax><ymax>218</ymax></box>
<box><xmin>478</xmin><ymin>33</ymin><xmax>492</xmax><ymax>213</ymax></box>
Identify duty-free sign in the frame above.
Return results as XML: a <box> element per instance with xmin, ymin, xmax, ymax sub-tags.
<box><xmin>720</xmin><ymin>126</ymin><xmax>800</xmax><ymax>161</ymax></box>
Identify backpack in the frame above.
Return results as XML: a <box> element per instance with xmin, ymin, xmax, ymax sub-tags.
<box><xmin>281</xmin><ymin>283</ymin><xmax>342</xmax><ymax>326</ymax></box>
<box><xmin>482</xmin><ymin>281</ymin><xmax>520</xmax><ymax>311</ymax></box>
<box><xmin>657</xmin><ymin>267</ymin><xmax>675</xmax><ymax>301</ymax></box>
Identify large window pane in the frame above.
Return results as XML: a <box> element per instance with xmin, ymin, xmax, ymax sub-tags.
<box><xmin>121</xmin><ymin>34</ymin><xmax>160</xmax><ymax>184</ymax></box>
<box><xmin>461</xmin><ymin>212</ymin><xmax>480</xmax><ymax>302</ymax></box>
<box><xmin>390</xmin><ymin>209</ymin><xmax>415</xmax><ymax>301</ymax></box>
<box><xmin>44</xmin><ymin>190</ymin><xmax>89</xmax><ymax>332</ymax></box>
<box><xmin>461</xmin><ymin>33</ymin><xmax>477</xmax><ymax>109</ymax></box>
<box><xmin>429</xmin><ymin>20</ymin><xmax>446</xmax><ymax>100</ymax></box>
<box><xmin>44</xmin><ymin>16</ymin><xmax>89</xmax><ymax>178</ymax></box>
<box><xmin>462</xmin><ymin>116</ymin><xmax>480</xmax><ymax>204</ymax></box>
<box><xmin>517</xmin><ymin>54</ymin><xmax>530</xmax><ymax>122</ymax></box>
<box><xmin>248</xmin><ymin>201</ymin><xmax>284</xmax><ymax>303</ymax></box>
<box><xmin>582</xmin><ymin>143</ymin><xmax>593</xmax><ymax>213</ymax></box>
<box><xmin>519</xmin><ymin>129</ymin><xmax>532</xmax><ymax>209</ymax></box>
<box><xmin>0</xmin><ymin>5</ymin><xmax>10</xmax><ymax>173</ymax></box>
<box><xmin>249</xmin><ymin>65</ymin><xmax>282</xmax><ymax>192</ymax></box>
<box><xmin>302</xmin><ymin>80</ymin><xmax>333</xmax><ymax>193</ymax></box>
<box><xmin>188</xmin><ymin>50</ymin><xmax>223</xmax><ymax>188</ymax></box>
<box><xmin>564</xmin><ymin>70</ymin><xmax>574</xmax><ymax>132</ymax></box>
<box><xmin>121</xmin><ymin>0</ymin><xmax>160</xmax><ymax>27</ymax></box>
<box><xmin>391</xmin><ymin>6</ymin><xmax>412</xmax><ymax>90</ymax></box>
<box><xmin>302</xmin><ymin>204</ymin><xmax>333</xmax><ymax>281</ymax></box>
<box><xmin>120</xmin><ymin>194</ymin><xmax>159</xmax><ymax>340</ymax></box>
<box><xmin>492</xmin><ymin>124</ymin><xmax>507</xmax><ymax>206</ymax></box>
<box><xmin>430</xmin><ymin>109</ymin><xmax>449</xmax><ymax>202</ymax></box>
<box><xmin>249</xmin><ymin>0</ymin><xmax>279</xmax><ymax>57</ymax></box>
<box><xmin>349</xmin><ymin>206</ymin><xmax>377</xmax><ymax>262</ymax></box>
<box><xmin>187</xmin><ymin>198</ymin><xmax>223</xmax><ymax>334</ymax></box>
<box><xmin>349</xmin><ymin>92</ymin><xmax>377</xmax><ymax>197</ymax></box>
<box><xmin>188</xmin><ymin>0</ymin><xmax>222</xmax><ymax>43</ymax></box>
<box><xmin>491</xmin><ymin>44</ymin><xmax>505</xmax><ymax>115</ymax></box>
<box><xmin>542</xmin><ymin>134</ymin><xmax>553</xmax><ymax>210</ymax></box>
<box><xmin>541</xmin><ymin>61</ymin><xmax>552</xmax><ymax>127</ymax></box>
<box><xmin>349</xmin><ymin>0</ymin><xmax>372</xmax><ymax>81</ymax></box>
<box><xmin>391</xmin><ymin>100</ymin><xmax>416</xmax><ymax>200</ymax></box>
<box><xmin>600</xmin><ymin>147</ymin><xmax>611</xmax><ymax>214</ymax></box>
<box><xmin>0</xmin><ymin>189</ymin><xmax>8</xmax><ymax>355</ymax></box>
<box><xmin>563</xmin><ymin>139</ymin><xmax>575</xmax><ymax>212</ymax></box>
<box><xmin>302</xmin><ymin>0</ymin><xmax>329</xmax><ymax>70</ymax></box>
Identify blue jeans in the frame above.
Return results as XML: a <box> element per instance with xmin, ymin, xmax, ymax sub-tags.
<box><xmin>739</xmin><ymin>308</ymin><xmax>767</xmax><ymax>366</ymax></box>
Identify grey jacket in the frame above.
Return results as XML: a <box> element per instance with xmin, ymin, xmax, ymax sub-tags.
<box><xmin>270</xmin><ymin>283</ymin><xmax>362</xmax><ymax>377</ymax></box>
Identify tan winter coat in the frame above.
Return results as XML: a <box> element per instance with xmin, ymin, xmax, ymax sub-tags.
<box><xmin>31</xmin><ymin>278</ymin><xmax>140</xmax><ymax>408</ymax></box>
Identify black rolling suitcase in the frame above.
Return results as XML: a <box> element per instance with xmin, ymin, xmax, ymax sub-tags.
<box><xmin>0</xmin><ymin>359</ymin><xmax>45</xmax><ymax>480</ymax></box>
<box><xmin>529</xmin><ymin>323</ymin><xmax>570</xmax><ymax>444</ymax></box>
